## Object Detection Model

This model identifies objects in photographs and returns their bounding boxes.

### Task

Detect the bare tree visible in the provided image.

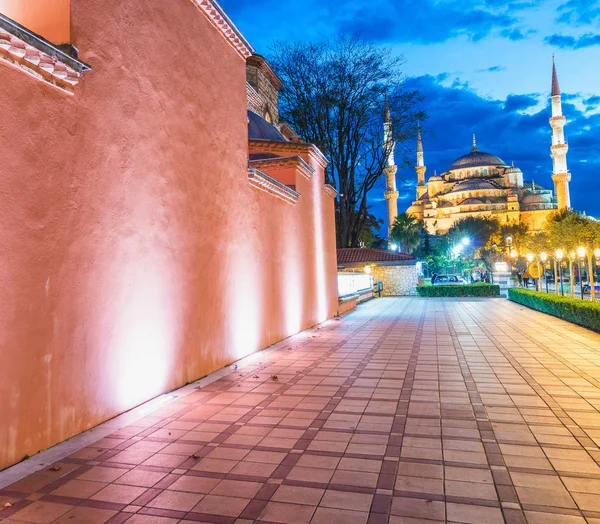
[269,36,425,247]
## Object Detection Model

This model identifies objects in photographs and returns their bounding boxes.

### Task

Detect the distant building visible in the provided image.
[384,60,571,235]
[337,248,418,296]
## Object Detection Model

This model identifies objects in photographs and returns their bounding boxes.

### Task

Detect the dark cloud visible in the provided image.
[369,75,600,223]
[486,66,506,73]
[220,0,539,49]
[545,33,600,49]
[584,95,600,108]
[504,94,539,112]
[500,28,536,41]
[556,0,600,26]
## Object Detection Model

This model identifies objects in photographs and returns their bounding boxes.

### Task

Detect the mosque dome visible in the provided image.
[461,198,484,205]
[447,136,507,171]
[451,179,497,192]
[521,193,552,205]
[448,150,506,170]
[248,110,286,141]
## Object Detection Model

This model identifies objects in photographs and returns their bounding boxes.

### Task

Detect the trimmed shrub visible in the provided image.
[508,288,600,333]
[417,283,500,298]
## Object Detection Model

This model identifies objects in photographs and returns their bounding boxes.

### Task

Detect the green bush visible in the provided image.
[508,288,600,333]
[417,283,500,297]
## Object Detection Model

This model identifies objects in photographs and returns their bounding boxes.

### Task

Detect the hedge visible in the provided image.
[416,283,500,297]
[508,288,600,333]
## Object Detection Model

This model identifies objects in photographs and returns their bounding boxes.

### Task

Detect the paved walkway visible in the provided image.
[3,297,600,524]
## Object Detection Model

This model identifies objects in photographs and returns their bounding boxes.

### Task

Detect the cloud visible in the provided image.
[220,0,540,49]
[556,0,600,26]
[504,94,539,112]
[584,95,600,108]
[485,66,506,73]
[500,28,536,41]
[545,33,600,49]
[369,74,600,223]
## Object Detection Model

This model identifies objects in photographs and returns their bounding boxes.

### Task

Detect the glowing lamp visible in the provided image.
[577,246,586,259]
[461,237,470,246]
[510,249,518,258]
[555,249,564,260]
[364,265,371,274]
[526,253,534,263]
[540,252,548,262]
[595,248,600,258]
[506,236,513,244]
[390,243,398,251]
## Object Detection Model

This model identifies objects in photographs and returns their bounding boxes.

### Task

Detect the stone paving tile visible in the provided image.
[4,297,600,523]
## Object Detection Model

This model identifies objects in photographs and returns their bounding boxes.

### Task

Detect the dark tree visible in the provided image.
[269,36,425,247]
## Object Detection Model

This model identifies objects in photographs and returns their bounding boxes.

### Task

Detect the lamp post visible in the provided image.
[594,248,600,303]
[556,249,564,296]
[541,252,548,293]
[569,251,575,298]
[577,246,586,300]
[526,253,535,291]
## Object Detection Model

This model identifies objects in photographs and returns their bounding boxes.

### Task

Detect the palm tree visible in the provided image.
[390,213,422,254]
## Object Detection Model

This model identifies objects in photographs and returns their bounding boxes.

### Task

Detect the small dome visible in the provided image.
[451,179,497,192]
[448,150,506,170]
[428,175,443,182]
[521,193,551,205]
[461,198,483,205]
[438,200,453,208]
[248,111,286,141]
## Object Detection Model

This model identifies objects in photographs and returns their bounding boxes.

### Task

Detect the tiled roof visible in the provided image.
[337,248,415,264]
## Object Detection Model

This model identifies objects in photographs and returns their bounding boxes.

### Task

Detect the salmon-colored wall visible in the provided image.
[0,0,338,471]
[0,0,70,42]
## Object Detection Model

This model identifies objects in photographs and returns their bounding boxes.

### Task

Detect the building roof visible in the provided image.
[448,150,507,170]
[337,248,415,265]
[248,111,286,141]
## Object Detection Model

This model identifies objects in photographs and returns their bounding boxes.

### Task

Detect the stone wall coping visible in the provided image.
[249,155,314,179]
[192,0,254,59]
[0,12,90,92]
[249,139,329,169]
[248,168,300,204]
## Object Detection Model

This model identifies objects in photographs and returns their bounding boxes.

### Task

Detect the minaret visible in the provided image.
[416,123,427,199]
[383,93,399,238]
[550,57,571,209]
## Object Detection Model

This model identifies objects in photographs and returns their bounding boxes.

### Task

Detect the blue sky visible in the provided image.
[221,0,600,223]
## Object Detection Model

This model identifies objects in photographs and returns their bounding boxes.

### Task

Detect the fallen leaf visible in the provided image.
[49,465,62,472]
[3,503,12,509]
[271,375,279,381]
[191,454,200,459]
[253,375,259,378]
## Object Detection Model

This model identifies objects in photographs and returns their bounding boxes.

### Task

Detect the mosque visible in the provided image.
[383,60,571,235]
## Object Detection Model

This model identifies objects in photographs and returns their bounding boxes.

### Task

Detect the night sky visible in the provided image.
[220,0,600,224]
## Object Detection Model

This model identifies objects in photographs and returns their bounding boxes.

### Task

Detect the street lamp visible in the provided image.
[462,237,470,246]
[569,251,576,298]
[577,246,586,300]
[390,243,398,251]
[556,249,564,296]
[541,252,548,292]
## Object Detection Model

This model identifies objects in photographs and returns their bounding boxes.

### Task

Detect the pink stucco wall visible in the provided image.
[0,0,338,471]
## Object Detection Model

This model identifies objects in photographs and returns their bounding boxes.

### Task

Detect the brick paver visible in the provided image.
[3,297,600,523]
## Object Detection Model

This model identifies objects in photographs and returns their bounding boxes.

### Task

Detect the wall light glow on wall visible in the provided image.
[112,263,177,412]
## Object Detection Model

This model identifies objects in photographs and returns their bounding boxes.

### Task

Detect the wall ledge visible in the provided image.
[191,0,253,59]
[324,184,338,198]
[248,168,300,204]
[0,13,90,93]
[249,155,314,180]
[249,139,329,169]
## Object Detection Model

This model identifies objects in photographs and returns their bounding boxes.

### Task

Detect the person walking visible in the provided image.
[522,270,530,288]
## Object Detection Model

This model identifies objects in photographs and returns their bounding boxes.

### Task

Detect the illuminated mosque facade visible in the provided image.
[384,60,571,235]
